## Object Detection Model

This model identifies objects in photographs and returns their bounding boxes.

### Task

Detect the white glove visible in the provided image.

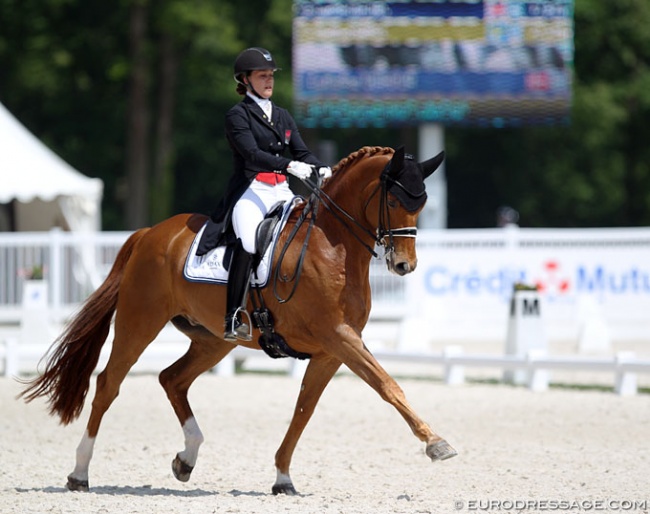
[318,167,332,179]
[287,161,312,180]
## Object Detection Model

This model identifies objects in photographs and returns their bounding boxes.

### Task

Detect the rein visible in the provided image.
[272,192,320,303]
[305,157,422,256]
[272,157,422,303]
[304,176,381,257]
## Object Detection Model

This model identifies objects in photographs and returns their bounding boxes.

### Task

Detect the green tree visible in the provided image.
[0,0,131,228]
[0,0,294,229]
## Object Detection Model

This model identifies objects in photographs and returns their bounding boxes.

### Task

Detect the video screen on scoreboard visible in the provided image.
[292,1,574,128]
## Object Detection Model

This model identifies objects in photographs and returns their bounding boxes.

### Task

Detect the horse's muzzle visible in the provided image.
[386,254,417,276]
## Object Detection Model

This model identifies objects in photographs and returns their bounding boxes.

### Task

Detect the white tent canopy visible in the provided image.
[0,101,103,232]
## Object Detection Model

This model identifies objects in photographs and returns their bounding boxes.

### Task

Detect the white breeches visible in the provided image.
[232,179,294,253]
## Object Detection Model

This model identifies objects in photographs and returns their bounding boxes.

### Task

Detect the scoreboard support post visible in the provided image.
[418,122,447,229]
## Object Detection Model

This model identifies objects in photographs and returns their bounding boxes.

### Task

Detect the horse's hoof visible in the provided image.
[272,482,298,495]
[66,475,89,492]
[172,454,194,482]
[426,439,458,462]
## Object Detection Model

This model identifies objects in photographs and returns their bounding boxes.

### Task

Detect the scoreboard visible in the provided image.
[292,0,574,127]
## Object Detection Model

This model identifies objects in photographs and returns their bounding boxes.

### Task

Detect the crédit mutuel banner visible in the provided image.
[403,230,650,342]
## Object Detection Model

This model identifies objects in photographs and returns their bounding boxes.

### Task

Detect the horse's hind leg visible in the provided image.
[67,305,170,491]
[159,325,235,483]
[273,354,341,495]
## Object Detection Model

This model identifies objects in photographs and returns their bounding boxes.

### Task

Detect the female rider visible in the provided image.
[198,47,331,341]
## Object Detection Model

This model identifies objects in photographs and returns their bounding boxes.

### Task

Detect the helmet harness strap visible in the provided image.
[245,74,265,99]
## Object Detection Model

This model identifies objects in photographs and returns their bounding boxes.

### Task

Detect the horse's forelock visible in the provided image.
[331,146,394,175]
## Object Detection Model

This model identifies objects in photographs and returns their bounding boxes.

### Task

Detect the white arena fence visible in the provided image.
[1,226,650,394]
[0,228,127,322]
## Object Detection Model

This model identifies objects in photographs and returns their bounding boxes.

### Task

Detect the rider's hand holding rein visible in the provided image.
[287,161,313,180]
[318,167,332,179]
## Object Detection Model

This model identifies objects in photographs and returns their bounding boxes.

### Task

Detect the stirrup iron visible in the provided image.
[224,306,252,342]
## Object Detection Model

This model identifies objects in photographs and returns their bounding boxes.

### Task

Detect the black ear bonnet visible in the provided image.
[382,152,428,212]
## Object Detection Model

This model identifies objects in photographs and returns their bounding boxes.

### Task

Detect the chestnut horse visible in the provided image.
[20,146,456,494]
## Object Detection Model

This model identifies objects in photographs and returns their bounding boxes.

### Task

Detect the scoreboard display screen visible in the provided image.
[292,1,574,127]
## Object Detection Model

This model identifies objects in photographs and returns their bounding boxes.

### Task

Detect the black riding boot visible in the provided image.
[224,240,254,342]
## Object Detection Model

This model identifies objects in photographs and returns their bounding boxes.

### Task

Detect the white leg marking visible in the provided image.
[70,430,95,482]
[275,468,292,487]
[177,417,204,467]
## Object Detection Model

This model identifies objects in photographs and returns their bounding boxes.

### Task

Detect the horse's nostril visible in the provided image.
[396,262,411,275]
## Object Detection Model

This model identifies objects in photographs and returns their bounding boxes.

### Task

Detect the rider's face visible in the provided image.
[246,70,274,99]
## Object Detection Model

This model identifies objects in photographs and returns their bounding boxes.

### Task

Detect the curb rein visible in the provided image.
[272,156,422,303]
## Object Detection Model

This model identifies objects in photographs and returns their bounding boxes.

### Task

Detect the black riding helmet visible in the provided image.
[234,47,281,85]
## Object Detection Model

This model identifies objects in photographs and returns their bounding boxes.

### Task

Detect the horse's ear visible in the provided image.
[419,150,445,179]
[389,146,405,177]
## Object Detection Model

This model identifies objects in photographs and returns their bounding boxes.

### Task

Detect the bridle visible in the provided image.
[372,156,425,264]
[272,155,424,302]
[308,156,423,258]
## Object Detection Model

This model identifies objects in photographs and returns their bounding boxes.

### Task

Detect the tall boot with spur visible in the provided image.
[224,239,254,342]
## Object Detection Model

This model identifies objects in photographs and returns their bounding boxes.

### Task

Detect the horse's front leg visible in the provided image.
[331,324,457,462]
[273,354,341,495]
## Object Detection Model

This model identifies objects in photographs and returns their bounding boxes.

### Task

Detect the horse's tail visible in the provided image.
[19,228,150,425]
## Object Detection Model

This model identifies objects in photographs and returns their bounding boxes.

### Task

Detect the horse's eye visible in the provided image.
[387,199,398,208]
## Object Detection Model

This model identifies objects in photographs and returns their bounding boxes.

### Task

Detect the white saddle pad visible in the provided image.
[183,198,301,288]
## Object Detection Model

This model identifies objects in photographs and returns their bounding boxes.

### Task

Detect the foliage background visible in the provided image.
[1,0,649,230]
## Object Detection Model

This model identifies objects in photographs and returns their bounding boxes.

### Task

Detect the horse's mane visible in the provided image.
[331,146,394,175]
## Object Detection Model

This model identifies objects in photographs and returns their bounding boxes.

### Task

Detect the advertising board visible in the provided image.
[401,229,650,343]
